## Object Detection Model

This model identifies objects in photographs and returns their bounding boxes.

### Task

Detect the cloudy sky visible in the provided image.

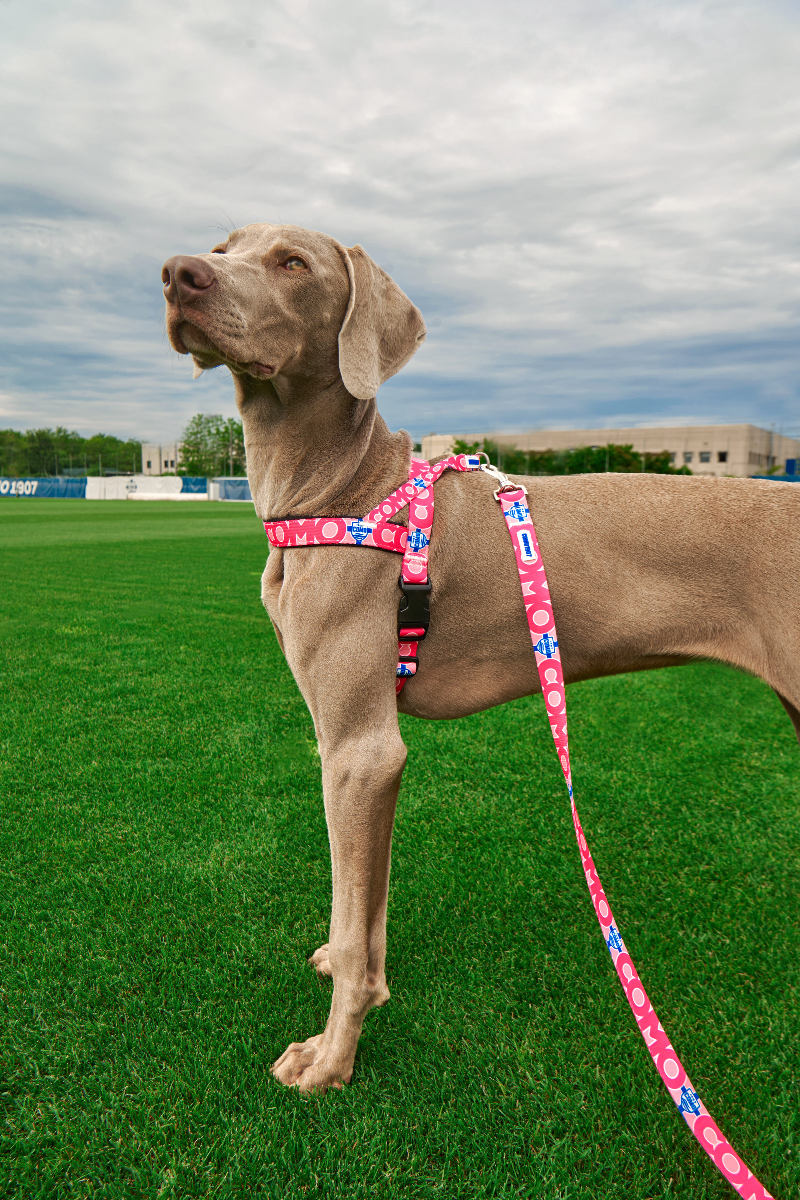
[1,0,798,442]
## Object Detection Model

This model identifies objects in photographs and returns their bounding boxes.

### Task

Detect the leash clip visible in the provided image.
[480,462,528,501]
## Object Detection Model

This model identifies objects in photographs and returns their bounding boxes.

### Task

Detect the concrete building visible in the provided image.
[421,424,800,478]
[141,441,183,475]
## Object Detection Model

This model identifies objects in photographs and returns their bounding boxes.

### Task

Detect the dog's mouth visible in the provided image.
[172,319,276,378]
[240,361,277,378]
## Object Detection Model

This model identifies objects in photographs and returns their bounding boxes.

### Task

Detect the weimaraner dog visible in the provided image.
[162,224,800,1095]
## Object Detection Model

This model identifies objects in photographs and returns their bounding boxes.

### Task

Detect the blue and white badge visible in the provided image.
[407,527,430,553]
[534,632,558,658]
[347,519,374,545]
[678,1085,702,1117]
[606,924,623,953]
[507,499,530,525]
[516,528,538,563]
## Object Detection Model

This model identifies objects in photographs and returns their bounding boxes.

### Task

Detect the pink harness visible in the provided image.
[265,454,773,1199]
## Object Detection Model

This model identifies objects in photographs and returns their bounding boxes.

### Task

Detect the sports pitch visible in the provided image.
[1,499,798,1198]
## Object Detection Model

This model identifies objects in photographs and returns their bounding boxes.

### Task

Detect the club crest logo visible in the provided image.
[678,1085,702,1117]
[606,924,623,953]
[412,475,429,490]
[407,527,430,553]
[534,632,558,658]
[516,528,538,563]
[507,500,530,524]
[465,455,481,469]
[347,519,374,545]
[396,663,416,677]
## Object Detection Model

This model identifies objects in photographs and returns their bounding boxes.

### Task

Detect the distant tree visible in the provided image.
[81,433,142,475]
[23,428,54,476]
[181,414,246,476]
[0,429,28,477]
[451,439,482,456]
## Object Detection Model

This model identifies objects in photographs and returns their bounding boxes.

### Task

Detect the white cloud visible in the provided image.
[0,0,798,439]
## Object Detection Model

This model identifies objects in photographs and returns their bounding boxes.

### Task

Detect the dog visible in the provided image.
[162,223,800,1095]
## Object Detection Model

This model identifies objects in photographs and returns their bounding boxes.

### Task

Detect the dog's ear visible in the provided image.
[337,244,426,400]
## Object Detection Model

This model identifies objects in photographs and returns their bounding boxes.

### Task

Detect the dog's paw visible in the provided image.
[272,1035,352,1094]
[308,943,333,978]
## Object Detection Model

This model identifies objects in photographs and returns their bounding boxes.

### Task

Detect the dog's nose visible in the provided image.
[162,255,217,304]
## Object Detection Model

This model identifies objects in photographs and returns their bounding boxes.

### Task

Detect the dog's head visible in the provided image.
[162,224,426,400]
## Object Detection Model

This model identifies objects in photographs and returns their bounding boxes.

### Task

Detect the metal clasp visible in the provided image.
[480,462,528,501]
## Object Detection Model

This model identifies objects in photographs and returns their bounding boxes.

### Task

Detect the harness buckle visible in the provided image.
[398,577,432,639]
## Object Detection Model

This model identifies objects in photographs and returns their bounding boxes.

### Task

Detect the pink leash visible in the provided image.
[265,455,774,1197]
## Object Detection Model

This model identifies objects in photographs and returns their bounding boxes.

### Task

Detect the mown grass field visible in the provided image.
[1,498,798,1199]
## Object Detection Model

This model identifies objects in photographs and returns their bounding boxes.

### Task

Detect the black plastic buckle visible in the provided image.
[397,576,432,639]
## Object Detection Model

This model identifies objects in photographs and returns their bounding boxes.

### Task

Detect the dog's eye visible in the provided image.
[211,244,227,254]
[283,257,307,271]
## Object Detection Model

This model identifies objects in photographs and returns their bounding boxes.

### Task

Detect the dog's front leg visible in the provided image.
[265,544,406,1093]
[272,725,406,1092]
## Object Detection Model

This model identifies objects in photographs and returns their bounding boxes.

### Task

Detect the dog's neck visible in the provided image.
[235,374,412,520]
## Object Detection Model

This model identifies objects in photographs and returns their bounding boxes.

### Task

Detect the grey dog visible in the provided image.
[162,223,800,1094]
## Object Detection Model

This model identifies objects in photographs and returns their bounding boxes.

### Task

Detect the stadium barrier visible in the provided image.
[0,475,253,502]
[0,477,87,498]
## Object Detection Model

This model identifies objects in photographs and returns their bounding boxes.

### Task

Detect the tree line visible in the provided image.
[0,414,246,478]
[1,421,689,480]
[452,438,692,475]
[0,427,143,478]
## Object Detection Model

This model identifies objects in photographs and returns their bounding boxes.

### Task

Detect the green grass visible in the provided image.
[1,498,797,1199]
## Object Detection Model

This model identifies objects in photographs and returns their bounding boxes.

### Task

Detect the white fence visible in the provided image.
[86,476,208,501]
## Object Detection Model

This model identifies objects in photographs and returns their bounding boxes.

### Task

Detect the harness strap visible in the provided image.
[264,453,484,692]
[491,473,772,1200]
[263,515,407,554]
[394,456,431,688]
[395,455,465,692]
